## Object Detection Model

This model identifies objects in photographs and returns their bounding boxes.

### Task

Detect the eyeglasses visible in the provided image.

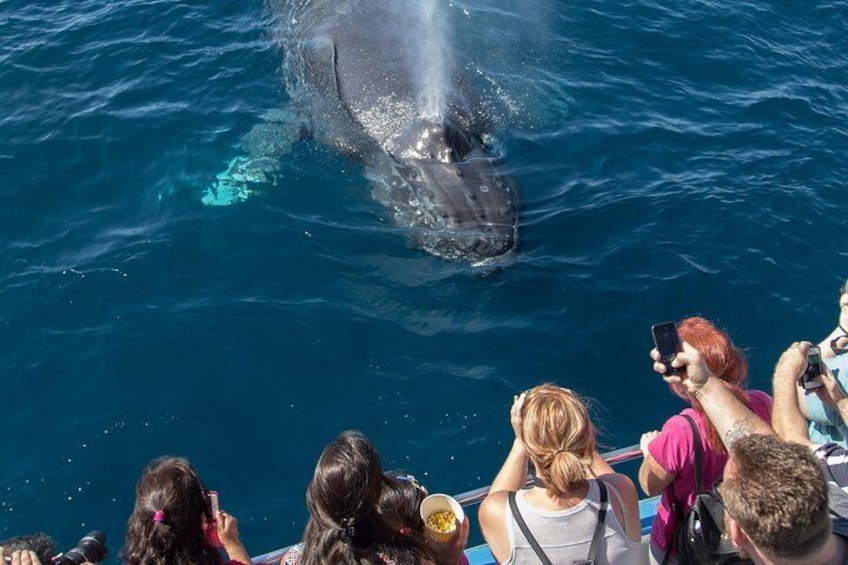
[831,335,848,356]
[389,473,428,495]
[831,279,848,355]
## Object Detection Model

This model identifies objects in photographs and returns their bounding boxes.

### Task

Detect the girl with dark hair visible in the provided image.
[379,472,471,565]
[639,317,772,564]
[378,472,428,536]
[122,456,252,565]
[281,430,468,565]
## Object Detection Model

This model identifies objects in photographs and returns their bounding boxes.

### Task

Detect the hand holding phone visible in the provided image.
[209,491,219,517]
[651,322,682,376]
[205,491,222,547]
[801,346,825,390]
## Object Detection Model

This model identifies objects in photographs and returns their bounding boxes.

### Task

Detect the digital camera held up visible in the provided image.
[51,531,107,565]
[2,531,108,565]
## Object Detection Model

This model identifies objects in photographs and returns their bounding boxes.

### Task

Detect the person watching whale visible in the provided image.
[651,339,848,564]
[479,384,645,564]
[280,430,469,565]
[638,317,772,564]
[797,279,848,446]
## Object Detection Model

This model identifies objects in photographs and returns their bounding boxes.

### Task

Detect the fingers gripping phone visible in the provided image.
[208,491,219,517]
[206,491,221,546]
[802,346,825,390]
[652,322,682,376]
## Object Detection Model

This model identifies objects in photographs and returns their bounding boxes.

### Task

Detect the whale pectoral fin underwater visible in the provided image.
[296,34,345,105]
[202,108,306,207]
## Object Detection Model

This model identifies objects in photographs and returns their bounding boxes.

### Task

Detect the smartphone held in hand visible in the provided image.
[205,490,222,547]
[209,491,219,516]
[652,322,682,376]
[802,346,825,390]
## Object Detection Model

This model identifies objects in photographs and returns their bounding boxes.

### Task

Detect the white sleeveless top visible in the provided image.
[505,480,647,565]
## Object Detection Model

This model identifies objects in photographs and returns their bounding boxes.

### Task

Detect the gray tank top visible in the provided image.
[505,480,647,565]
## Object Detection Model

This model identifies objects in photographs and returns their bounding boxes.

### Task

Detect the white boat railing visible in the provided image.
[249,444,643,564]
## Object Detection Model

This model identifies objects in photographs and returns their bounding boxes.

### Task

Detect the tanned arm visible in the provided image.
[771,342,814,447]
[479,393,529,564]
[652,343,773,451]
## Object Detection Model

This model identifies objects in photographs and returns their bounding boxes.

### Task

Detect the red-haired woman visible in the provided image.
[638,317,772,564]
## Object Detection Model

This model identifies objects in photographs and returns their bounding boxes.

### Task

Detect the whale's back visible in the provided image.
[278,0,519,264]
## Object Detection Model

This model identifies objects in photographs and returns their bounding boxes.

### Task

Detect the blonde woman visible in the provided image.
[479,385,646,564]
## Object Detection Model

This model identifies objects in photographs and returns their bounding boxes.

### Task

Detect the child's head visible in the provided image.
[379,472,428,533]
[122,456,219,565]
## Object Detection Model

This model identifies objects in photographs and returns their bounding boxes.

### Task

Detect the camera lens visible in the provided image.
[52,531,107,565]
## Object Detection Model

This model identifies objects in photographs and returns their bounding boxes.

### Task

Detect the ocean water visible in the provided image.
[2,0,847,559]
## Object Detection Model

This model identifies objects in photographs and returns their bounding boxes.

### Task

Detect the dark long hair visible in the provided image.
[300,431,433,565]
[378,472,438,564]
[121,456,220,565]
[378,472,426,533]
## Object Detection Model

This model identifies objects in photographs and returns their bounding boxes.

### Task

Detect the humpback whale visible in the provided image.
[242,0,519,264]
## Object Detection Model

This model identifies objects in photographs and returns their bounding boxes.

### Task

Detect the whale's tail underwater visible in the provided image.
[205,0,520,266]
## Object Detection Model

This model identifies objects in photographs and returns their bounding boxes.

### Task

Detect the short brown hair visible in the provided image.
[721,434,831,559]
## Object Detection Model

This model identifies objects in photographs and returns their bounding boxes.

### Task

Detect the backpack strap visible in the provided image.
[508,491,554,565]
[584,479,609,565]
[680,414,704,494]
[661,414,704,565]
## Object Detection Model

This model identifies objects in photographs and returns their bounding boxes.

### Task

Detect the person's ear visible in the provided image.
[727,514,751,553]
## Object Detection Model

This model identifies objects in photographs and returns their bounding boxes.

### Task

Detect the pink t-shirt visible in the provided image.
[647,389,772,552]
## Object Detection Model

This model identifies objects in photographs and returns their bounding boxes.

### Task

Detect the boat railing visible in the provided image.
[249,444,643,564]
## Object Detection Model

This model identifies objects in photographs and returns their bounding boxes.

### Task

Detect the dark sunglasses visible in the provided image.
[388,472,428,495]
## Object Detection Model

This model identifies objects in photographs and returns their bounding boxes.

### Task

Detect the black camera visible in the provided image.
[51,531,107,565]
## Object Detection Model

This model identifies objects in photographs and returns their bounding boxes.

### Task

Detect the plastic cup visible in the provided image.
[420,493,464,542]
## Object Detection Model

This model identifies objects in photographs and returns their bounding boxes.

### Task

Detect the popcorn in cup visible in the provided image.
[420,493,464,542]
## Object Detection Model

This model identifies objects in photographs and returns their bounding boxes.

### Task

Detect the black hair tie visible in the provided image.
[338,516,356,543]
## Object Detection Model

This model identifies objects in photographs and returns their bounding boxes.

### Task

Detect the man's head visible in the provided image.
[721,434,832,562]
[0,533,55,563]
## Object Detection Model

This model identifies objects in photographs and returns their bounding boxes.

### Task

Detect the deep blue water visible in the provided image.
[2,0,847,559]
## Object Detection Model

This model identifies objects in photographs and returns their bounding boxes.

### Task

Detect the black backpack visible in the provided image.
[664,415,752,565]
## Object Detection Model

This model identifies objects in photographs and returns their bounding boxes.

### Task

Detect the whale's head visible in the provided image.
[376,119,519,265]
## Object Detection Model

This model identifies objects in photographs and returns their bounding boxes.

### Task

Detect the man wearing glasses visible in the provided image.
[799,281,848,446]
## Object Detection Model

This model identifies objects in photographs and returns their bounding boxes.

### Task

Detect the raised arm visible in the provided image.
[488,393,530,494]
[771,342,817,446]
[217,511,253,565]
[652,342,773,450]
[478,393,529,564]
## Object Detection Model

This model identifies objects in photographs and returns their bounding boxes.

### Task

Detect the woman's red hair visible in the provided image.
[677,317,750,454]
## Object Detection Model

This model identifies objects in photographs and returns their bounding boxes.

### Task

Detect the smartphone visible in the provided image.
[205,490,222,547]
[802,346,825,390]
[208,490,219,517]
[651,322,682,376]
